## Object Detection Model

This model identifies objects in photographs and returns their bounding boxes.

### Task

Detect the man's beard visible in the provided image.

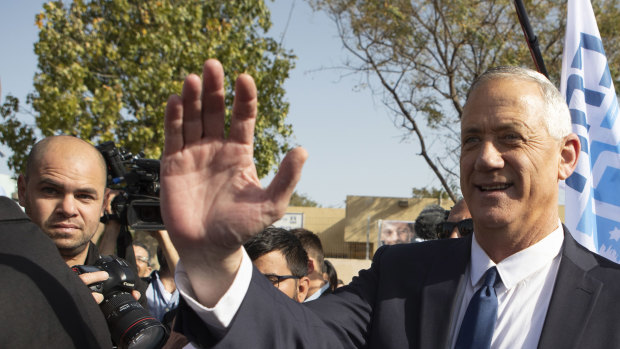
[44,228,92,259]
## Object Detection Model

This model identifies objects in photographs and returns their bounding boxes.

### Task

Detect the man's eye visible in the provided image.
[462,136,480,145]
[41,187,57,195]
[503,133,522,142]
[76,194,95,200]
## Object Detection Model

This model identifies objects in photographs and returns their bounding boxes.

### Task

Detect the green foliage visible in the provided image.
[309,0,620,200]
[0,96,36,175]
[2,0,294,177]
[411,186,451,201]
[289,191,321,207]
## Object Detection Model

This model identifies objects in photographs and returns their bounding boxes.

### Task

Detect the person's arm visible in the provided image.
[150,230,180,274]
[96,189,123,255]
[160,59,307,308]
[97,220,121,255]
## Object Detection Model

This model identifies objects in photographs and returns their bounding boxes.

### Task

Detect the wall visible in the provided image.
[344,196,454,254]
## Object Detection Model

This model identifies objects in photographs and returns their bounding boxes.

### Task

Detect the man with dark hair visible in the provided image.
[322,259,338,293]
[162,61,620,348]
[133,241,152,278]
[290,228,330,301]
[414,204,448,240]
[145,230,180,328]
[244,227,310,302]
[438,199,473,239]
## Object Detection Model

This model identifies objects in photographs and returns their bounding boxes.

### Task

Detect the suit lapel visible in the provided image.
[419,237,470,349]
[538,227,603,348]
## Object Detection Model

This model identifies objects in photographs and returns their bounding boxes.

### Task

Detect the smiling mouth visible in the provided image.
[478,183,512,191]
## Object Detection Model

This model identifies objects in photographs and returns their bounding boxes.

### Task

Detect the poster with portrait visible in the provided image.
[378,220,417,246]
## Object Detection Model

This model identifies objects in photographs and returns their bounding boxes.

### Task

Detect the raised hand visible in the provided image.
[160,59,307,305]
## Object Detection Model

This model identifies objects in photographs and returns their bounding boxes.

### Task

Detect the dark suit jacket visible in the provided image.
[176,226,620,348]
[0,196,112,348]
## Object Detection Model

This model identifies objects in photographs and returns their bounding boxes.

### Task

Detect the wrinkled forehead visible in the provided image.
[33,140,107,188]
[461,78,547,128]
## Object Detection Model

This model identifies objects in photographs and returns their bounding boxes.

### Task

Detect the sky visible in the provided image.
[0,0,438,207]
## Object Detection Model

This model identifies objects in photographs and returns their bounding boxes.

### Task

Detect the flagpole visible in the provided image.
[513,0,549,78]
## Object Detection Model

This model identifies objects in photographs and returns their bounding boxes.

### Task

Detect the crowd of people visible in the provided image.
[3,61,620,349]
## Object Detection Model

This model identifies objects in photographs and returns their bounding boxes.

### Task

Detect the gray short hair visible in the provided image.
[467,66,572,140]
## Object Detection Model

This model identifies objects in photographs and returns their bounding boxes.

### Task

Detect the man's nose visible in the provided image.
[450,227,460,239]
[58,195,78,216]
[474,141,504,171]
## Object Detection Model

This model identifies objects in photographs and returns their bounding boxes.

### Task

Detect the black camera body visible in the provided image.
[73,256,167,349]
[97,141,163,231]
[73,255,138,295]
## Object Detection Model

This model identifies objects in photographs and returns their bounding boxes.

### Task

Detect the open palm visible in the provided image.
[160,59,306,270]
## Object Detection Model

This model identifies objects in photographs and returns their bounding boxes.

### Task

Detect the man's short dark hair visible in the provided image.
[414,204,448,240]
[323,259,338,292]
[290,228,325,272]
[244,227,308,278]
[132,241,151,261]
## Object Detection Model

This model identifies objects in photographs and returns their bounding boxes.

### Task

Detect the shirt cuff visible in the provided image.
[175,248,253,330]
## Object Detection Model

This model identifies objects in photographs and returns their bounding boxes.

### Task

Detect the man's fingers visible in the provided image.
[229,74,257,145]
[202,59,227,139]
[181,74,204,144]
[266,147,308,213]
[79,270,109,286]
[164,94,184,155]
[91,292,104,304]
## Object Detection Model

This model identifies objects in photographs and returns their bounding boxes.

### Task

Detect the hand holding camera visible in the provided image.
[73,255,168,349]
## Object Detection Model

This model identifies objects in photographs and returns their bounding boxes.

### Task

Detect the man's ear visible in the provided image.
[296,276,310,303]
[17,174,27,207]
[559,133,580,180]
[101,188,111,217]
[307,259,315,274]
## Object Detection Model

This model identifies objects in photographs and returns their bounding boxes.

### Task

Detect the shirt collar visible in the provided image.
[304,282,331,302]
[469,221,564,290]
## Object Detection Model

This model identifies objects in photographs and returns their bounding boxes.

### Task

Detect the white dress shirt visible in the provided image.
[448,223,564,349]
[177,223,564,348]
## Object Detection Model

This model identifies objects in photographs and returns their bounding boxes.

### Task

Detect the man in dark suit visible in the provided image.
[0,196,112,348]
[159,60,620,348]
[245,227,310,302]
[291,228,331,301]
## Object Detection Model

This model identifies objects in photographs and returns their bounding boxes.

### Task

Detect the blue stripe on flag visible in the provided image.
[601,95,619,129]
[570,109,590,131]
[576,189,596,240]
[589,140,620,167]
[571,33,606,69]
[578,135,589,154]
[593,167,620,206]
[565,75,583,105]
[585,89,605,107]
[566,171,587,193]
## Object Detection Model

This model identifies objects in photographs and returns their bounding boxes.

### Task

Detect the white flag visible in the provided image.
[561,0,620,262]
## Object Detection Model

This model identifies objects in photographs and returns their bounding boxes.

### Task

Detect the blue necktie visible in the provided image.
[455,266,500,349]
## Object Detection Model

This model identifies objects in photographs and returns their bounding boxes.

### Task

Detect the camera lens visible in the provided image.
[99,292,167,349]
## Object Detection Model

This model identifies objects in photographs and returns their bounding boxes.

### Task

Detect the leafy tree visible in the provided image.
[308,0,620,201]
[289,191,321,207]
[1,0,295,177]
[0,96,36,175]
[411,186,451,201]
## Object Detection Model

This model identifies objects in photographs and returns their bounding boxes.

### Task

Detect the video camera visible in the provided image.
[97,141,163,231]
